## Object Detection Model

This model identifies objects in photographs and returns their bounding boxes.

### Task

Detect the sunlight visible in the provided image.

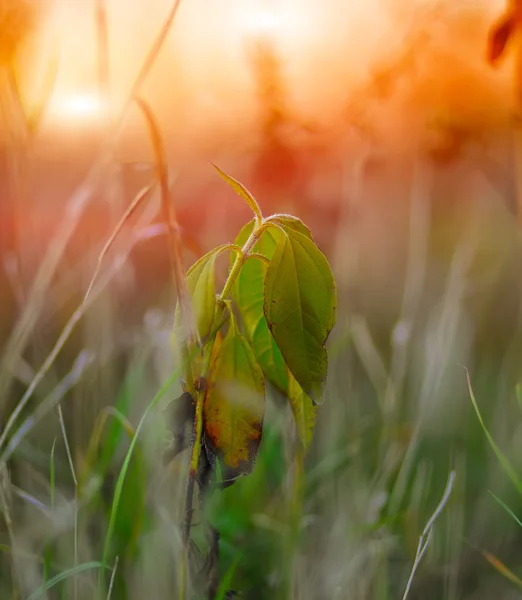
[239,8,284,39]
[49,92,104,122]
[234,1,311,43]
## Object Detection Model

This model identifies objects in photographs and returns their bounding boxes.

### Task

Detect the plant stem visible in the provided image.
[180,219,267,598]
[134,96,196,346]
[219,220,268,301]
[180,338,214,600]
[57,404,78,600]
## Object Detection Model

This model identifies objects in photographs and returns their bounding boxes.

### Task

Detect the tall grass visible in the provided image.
[2,1,522,599]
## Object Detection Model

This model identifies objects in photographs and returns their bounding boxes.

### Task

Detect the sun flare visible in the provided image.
[234,1,312,43]
[49,92,104,122]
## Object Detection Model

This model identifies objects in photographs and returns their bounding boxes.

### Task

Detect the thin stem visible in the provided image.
[57,404,78,600]
[180,219,268,598]
[0,188,159,462]
[106,556,119,600]
[0,466,19,591]
[401,471,456,600]
[134,96,196,346]
[219,221,268,301]
[95,0,111,122]
[83,181,156,304]
[118,0,183,130]
[0,0,184,415]
[57,406,77,486]
[180,341,216,600]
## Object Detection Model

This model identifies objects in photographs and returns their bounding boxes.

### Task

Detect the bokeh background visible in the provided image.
[2,0,522,598]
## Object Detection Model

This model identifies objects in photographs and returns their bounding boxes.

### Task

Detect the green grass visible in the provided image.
[2,211,522,600]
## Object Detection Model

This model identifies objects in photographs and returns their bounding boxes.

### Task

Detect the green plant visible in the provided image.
[467,369,522,589]
[168,167,337,597]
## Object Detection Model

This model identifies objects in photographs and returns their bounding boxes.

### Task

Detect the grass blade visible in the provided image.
[26,561,106,600]
[83,182,156,304]
[99,369,179,585]
[402,470,456,600]
[481,550,522,589]
[489,491,522,529]
[466,368,522,495]
[50,438,56,511]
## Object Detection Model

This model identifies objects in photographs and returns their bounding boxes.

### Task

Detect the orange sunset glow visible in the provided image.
[4,2,522,598]
[32,0,506,141]
[2,0,519,296]
[2,0,520,348]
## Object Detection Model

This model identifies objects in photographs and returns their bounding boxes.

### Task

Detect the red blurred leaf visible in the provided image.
[487,9,517,65]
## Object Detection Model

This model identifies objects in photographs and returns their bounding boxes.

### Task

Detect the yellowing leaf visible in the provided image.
[203,317,265,480]
[264,228,336,404]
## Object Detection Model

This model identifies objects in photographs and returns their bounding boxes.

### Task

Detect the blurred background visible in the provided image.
[2,0,522,598]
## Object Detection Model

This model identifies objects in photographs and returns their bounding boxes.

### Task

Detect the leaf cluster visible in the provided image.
[172,168,337,482]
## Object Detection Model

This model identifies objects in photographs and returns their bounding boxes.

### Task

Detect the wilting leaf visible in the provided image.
[203,316,265,480]
[487,9,516,65]
[264,228,336,404]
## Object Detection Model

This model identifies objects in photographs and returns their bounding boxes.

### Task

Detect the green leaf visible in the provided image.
[184,247,221,341]
[231,220,279,263]
[203,315,265,480]
[287,374,317,451]
[237,256,289,393]
[233,220,255,254]
[213,164,263,222]
[236,257,317,449]
[232,223,320,449]
[171,245,227,372]
[233,225,286,390]
[267,214,313,240]
[264,228,336,404]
